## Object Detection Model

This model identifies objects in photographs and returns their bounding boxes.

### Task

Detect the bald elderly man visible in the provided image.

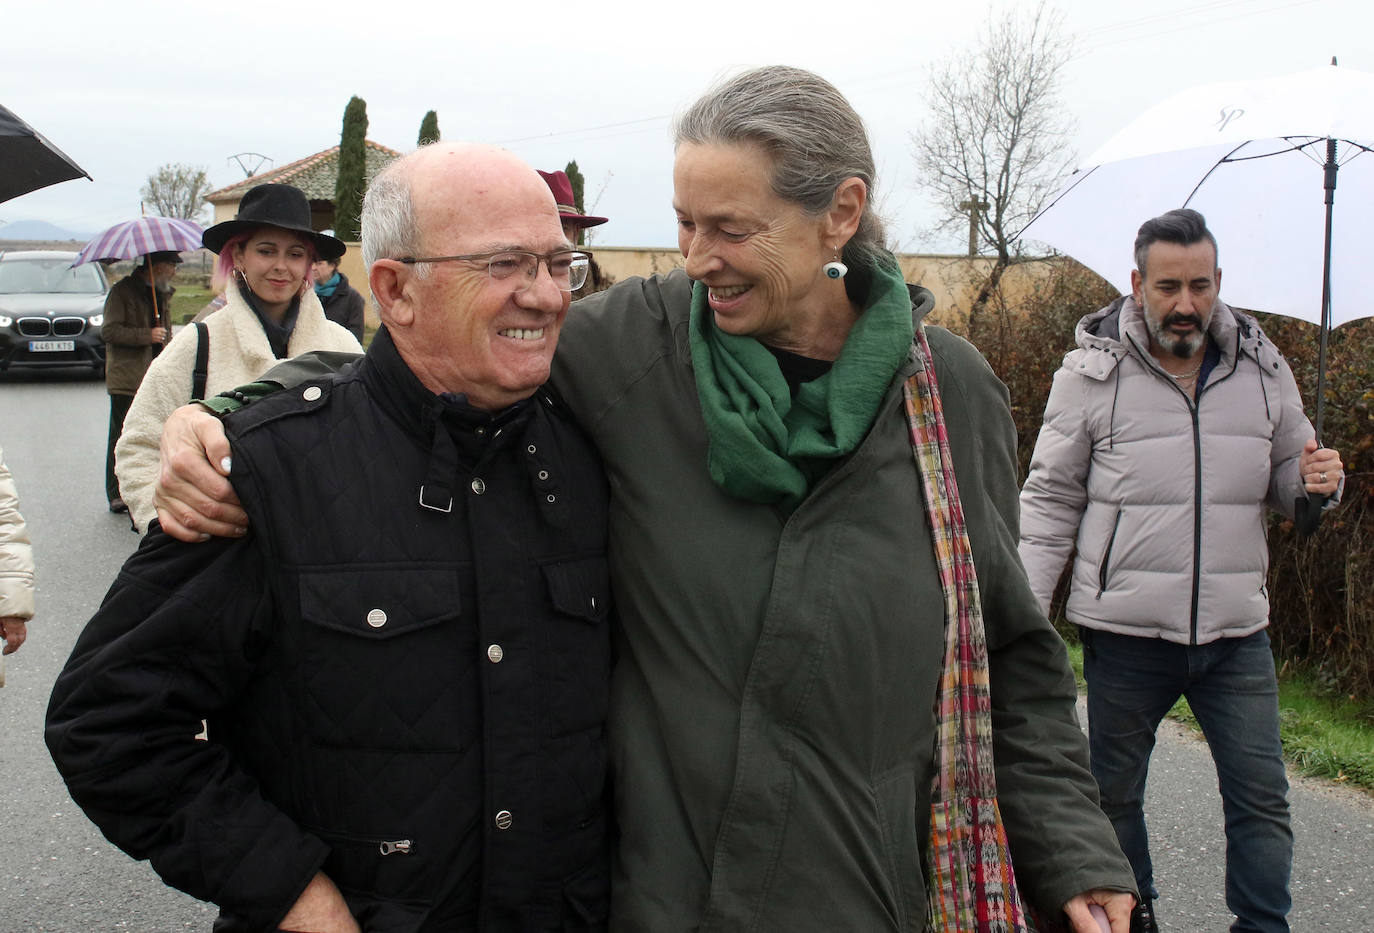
[46,144,610,933]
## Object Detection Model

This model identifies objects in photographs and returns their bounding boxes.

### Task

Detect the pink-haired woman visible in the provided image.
[115,184,361,532]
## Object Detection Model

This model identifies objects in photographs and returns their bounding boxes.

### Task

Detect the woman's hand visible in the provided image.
[1,617,26,654]
[1063,889,1136,933]
[153,404,248,542]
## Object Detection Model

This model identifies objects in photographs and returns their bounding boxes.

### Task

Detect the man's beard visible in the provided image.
[1144,302,1209,359]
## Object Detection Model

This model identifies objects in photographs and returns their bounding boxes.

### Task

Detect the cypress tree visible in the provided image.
[418,111,440,146]
[334,95,368,241]
[564,160,586,213]
[564,160,586,245]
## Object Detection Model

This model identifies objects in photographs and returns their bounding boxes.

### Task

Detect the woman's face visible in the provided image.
[234,228,313,318]
[672,141,835,352]
[312,259,338,285]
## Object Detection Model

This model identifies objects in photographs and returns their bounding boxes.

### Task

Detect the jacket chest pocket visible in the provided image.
[295,566,475,752]
[538,557,612,739]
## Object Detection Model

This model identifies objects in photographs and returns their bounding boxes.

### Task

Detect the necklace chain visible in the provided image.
[1167,363,1202,380]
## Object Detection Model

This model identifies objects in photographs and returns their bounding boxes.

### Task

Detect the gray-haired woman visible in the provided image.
[147,66,1135,933]
[548,65,1137,933]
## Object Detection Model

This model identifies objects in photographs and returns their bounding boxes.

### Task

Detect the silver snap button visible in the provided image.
[471,478,486,495]
[366,609,387,628]
[487,644,504,663]
[546,494,556,503]
[527,444,536,454]
[538,470,549,481]
[475,426,486,436]
[590,597,597,611]
[303,386,322,402]
[494,810,513,830]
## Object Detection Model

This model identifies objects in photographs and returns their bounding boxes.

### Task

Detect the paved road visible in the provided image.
[1,370,1370,931]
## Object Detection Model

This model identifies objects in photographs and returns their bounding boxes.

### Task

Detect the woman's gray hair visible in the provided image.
[361,158,429,285]
[673,65,890,272]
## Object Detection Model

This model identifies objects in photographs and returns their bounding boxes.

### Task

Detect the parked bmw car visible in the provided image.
[0,250,109,375]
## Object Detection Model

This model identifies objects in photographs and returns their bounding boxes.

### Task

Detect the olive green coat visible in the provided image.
[101,271,171,396]
[552,271,1133,931]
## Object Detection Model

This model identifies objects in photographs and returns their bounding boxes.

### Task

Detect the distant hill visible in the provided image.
[0,219,92,242]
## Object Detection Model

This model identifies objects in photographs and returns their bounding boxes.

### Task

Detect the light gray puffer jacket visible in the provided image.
[1018,296,1319,646]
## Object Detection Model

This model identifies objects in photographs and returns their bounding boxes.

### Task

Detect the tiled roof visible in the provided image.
[206,139,404,203]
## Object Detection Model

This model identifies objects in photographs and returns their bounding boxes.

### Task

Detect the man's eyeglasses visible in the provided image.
[397,249,592,292]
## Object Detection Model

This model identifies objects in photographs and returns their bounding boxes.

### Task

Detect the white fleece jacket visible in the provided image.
[116,283,361,532]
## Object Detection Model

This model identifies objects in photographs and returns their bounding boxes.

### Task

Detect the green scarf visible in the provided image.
[688,258,915,509]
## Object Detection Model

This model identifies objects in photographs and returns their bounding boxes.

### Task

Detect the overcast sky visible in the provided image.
[3,0,1370,254]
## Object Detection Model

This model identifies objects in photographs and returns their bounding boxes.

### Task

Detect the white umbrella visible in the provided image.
[1019,61,1373,530]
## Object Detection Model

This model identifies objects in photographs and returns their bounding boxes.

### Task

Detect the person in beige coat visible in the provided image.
[1,443,35,685]
[115,184,361,533]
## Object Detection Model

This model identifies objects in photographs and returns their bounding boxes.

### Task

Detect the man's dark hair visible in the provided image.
[1134,208,1218,275]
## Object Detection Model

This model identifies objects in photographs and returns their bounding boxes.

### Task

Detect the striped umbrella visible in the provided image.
[72,216,204,266]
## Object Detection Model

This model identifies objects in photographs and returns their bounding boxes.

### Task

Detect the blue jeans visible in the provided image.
[1081,628,1292,933]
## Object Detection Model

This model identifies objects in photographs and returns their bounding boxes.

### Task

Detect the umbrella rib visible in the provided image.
[1217,139,1311,164]
[1183,142,1251,207]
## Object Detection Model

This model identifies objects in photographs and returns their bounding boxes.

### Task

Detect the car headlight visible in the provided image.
[0,315,11,327]
[89,314,104,326]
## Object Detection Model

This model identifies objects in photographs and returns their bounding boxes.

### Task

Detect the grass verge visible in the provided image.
[169,284,214,324]
[1062,642,1374,794]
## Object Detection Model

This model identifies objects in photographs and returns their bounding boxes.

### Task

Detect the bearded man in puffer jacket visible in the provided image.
[1017,209,1344,933]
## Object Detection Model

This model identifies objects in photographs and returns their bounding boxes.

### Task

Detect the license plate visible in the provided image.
[29,340,74,352]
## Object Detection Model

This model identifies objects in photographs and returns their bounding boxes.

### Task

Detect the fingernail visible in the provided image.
[197,533,211,542]
[221,457,233,473]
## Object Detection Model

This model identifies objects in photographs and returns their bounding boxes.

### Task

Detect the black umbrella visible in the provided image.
[0,103,91,205]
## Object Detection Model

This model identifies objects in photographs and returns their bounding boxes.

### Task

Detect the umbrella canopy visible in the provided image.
[1019,62,1372,532]
[0,103,91,204]
[72,216,204,266]
[1019,63,1374,328]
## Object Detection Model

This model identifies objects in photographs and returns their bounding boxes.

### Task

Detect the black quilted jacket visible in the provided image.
[47,328,612,932]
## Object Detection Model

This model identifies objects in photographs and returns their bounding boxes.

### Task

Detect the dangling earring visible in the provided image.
[822,247,848,280]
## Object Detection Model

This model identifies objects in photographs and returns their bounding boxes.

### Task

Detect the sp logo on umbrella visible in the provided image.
[1216,107,1246,132]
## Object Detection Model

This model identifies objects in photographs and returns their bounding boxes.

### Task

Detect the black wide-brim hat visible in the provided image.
[202,183,346,261]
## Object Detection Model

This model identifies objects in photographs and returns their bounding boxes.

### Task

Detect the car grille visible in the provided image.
[15,317,87,337]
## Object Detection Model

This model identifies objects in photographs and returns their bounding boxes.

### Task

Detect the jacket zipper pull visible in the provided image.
[378,840,412,856]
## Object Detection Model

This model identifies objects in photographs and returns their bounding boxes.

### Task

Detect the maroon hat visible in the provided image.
[538,170,608,229]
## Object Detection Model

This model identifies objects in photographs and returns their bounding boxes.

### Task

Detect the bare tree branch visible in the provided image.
[910,1,1075,326]
[913,1,1074,258]
[140,163,213,221]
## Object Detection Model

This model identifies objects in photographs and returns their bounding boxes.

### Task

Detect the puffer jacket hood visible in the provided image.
[1019,294,1318,645]
[1059,295,1291,449]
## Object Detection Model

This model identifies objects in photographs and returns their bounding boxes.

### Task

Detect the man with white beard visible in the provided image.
[1016,209,1343,933]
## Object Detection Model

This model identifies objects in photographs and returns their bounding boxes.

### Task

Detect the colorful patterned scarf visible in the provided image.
[905,326,1047,933]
